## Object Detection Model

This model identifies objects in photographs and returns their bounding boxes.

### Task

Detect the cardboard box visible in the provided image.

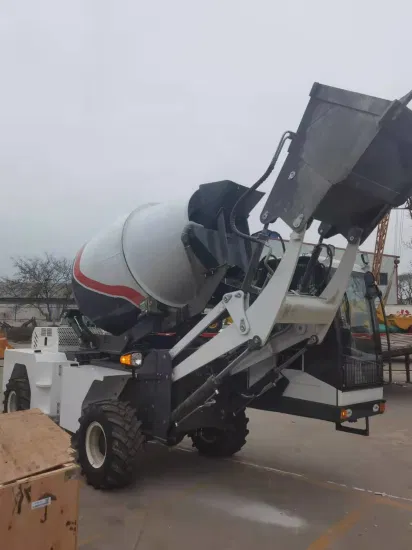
[0,409,79,550]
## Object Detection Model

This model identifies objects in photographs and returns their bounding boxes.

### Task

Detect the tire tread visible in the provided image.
[3,378,31,412]
[191,410,249,458]
[75,399,144,490]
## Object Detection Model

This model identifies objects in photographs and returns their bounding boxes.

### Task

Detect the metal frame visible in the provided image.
[171,229,360,382]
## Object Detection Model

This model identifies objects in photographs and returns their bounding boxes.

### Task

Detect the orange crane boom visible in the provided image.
[373,199,412,303]
[372,213,390,282]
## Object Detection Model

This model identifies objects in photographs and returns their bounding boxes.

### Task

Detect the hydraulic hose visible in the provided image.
[379,293,392,384]
[229,131,294,245]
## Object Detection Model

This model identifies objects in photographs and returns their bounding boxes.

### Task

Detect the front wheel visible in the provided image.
[191,410,249,457]
[74,400,145,490]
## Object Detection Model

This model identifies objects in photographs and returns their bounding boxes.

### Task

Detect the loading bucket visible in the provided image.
[260,82,412,243]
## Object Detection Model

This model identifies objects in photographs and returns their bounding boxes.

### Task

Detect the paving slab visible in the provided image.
[77,440,412,550]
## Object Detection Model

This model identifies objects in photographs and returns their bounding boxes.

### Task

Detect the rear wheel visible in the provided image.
[74,400,145,490]
[3,378,30,412]
[191,410,249,457]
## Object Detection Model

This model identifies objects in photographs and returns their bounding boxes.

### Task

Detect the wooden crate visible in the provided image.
[0,409,80,550]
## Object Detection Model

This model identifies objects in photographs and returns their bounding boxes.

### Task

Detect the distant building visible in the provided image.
[0,303,67,323]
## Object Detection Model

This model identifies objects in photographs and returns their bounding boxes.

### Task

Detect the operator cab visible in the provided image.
[257,237,383,389]
[246,241,384,434]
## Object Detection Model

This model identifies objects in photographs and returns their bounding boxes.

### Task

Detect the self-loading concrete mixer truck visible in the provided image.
[4,82,412,490]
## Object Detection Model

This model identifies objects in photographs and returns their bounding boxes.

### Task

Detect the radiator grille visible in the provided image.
[57,326,109,350]
[57,327,81,348]
[32,325,111,352]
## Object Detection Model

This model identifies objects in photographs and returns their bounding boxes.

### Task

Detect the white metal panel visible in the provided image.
[3,348,68,416]
[282,369,384,406]
[338,387,383,406]
[60,364,129,433]
[48,361,64,417]
[281,369,337,405]
[4,348,131,433]
[247,358,276,387]
[32,326,59,352]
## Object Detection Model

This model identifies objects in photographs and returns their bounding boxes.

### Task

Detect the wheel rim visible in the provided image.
[197,428,219,444]
[7,390,17,412]
[85,421,107,469]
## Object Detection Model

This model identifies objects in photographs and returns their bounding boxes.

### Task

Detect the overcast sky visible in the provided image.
[0,0,411,276]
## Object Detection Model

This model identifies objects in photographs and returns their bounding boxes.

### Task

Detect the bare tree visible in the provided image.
[0,278,24,320]
[0,253,73,321]
[398,272,412,305]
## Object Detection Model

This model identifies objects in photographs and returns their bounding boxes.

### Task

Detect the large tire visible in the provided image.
[3,378,31,413]
[74,400,145,490]
[191,410,249,457]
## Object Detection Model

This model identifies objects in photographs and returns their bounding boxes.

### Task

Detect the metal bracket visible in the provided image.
[172,229,361,383]
[170,300,227,360]
[224,291,250,335]
[335,417,369,437]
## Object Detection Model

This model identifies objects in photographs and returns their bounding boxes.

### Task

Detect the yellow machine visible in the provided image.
[374,204,412,332]
[0,331,12,360]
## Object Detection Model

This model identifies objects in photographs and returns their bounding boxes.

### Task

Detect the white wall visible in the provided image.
[0,304,64,323]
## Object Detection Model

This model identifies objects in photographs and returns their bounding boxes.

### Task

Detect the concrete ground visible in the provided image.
[1,359,412,549]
